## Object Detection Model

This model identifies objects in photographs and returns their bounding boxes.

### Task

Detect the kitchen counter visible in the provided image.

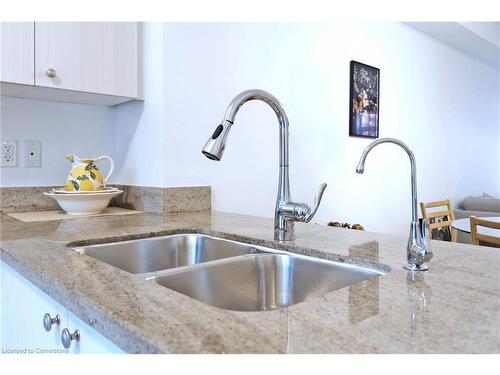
[1,210,499,353]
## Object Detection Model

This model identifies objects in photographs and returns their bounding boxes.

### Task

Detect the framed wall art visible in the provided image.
[349,60,380,138]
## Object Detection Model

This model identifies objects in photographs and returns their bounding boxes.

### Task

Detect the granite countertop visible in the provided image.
[1,210,499,353]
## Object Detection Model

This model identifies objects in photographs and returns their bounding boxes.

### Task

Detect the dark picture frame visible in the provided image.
[349,60,380,138]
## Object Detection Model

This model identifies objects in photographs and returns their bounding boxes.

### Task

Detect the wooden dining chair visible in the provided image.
[420,199,457,242]
[470,216,500,247]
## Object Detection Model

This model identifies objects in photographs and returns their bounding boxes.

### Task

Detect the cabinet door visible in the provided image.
[1,261,124,354]
[66,309,124,354]
[0,22,35,85]
[0,261,66,353]
[35,22,139,98]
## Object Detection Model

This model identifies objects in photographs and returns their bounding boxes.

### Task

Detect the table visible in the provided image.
[452,216,500,236]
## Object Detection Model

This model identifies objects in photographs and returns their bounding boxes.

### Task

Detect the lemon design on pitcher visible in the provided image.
[65,154,114,191]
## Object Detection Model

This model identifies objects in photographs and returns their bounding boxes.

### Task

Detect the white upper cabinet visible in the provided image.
[0,22,34,85]
[35,22,140,98]
[0,22,142,106]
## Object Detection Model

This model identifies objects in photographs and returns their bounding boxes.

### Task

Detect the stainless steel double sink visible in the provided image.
[74,234,387,311]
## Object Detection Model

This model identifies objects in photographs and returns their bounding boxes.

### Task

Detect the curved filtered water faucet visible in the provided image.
[356,138,433,271]
[202,89,327,241]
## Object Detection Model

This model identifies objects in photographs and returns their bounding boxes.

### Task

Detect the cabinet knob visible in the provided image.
[43,313,60,332]
[46,68,57,78]
[61,328,80,349]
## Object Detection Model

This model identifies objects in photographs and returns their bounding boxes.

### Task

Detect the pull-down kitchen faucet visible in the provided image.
[202,89,327,241]
[356,138,433,271]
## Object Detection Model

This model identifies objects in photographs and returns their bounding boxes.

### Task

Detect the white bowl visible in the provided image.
[43,190,123,215]
[51,186,119,194]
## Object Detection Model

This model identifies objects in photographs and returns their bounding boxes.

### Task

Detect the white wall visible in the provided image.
[460,22,500,47]
[113,22,500,235]
[0,96,115,187]
[2,22,498,235]
[112,22,167,187]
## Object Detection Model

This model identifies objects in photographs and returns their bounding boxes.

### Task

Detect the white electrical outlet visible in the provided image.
[22,140,41,167]
[0,140,18,167]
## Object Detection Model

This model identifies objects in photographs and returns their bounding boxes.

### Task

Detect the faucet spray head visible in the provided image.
[355,161,365,174]
[202,120,233,161]
[356,149,369,174]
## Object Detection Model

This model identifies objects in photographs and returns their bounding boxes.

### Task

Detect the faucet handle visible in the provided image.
[421,219,433,263]
[408,218,433,268]
[304,183,327,223]
[422,218,431,250]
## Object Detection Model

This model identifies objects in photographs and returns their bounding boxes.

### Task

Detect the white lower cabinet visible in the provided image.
[66,309,124,354]
[1,261,124,354]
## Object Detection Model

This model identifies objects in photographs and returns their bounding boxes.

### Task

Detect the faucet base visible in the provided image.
[403,264,429,272]
[274,211,295,241]
[274,228,294,242]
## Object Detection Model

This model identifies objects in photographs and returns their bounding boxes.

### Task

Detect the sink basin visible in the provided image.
[75,233,387,311]
[74,234,258,274]
[154,252,386,311]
